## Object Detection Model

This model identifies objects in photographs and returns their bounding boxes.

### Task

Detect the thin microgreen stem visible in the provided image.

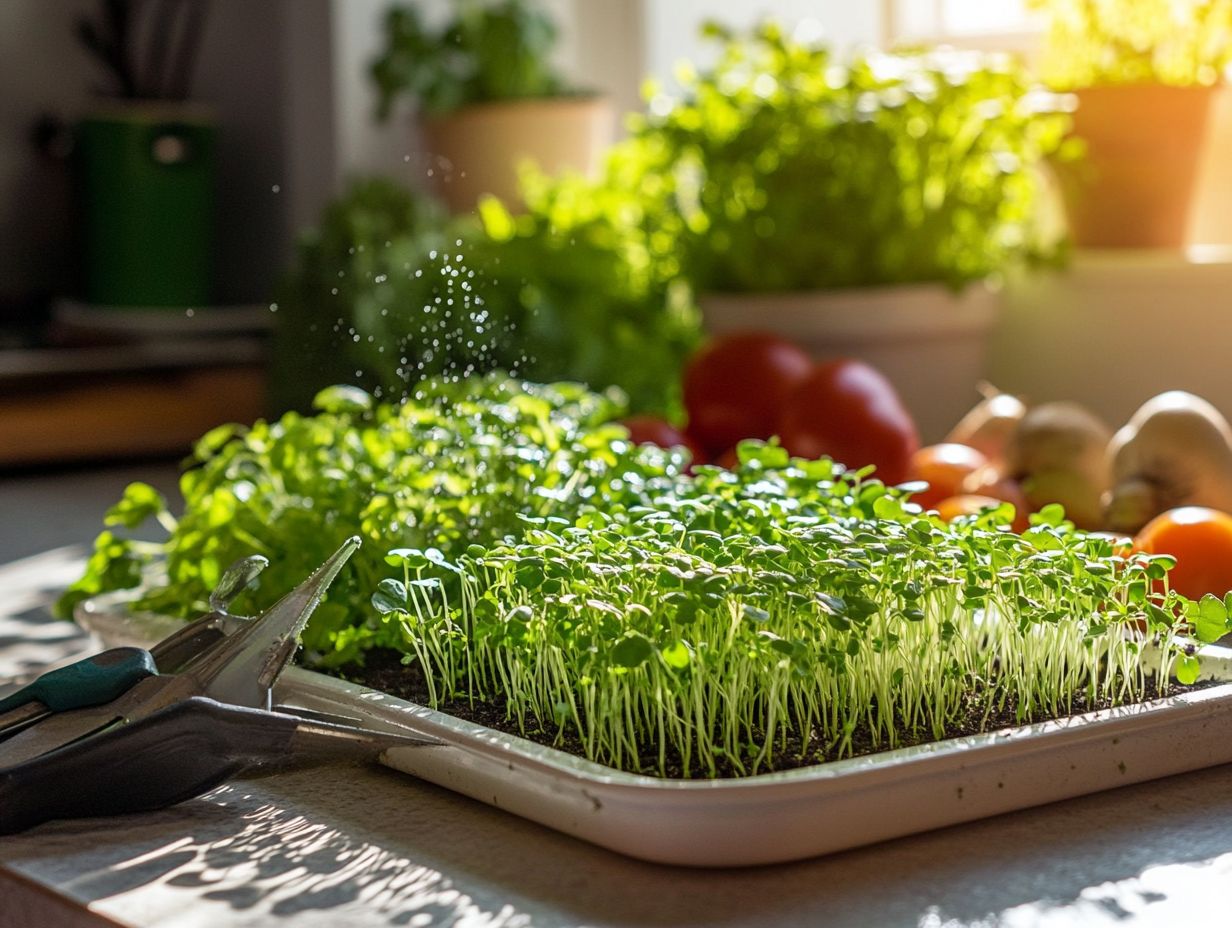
[377,449,1210,778]
[86,382,1220,780]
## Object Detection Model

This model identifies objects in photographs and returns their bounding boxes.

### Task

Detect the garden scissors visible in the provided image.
[0,538,437,834]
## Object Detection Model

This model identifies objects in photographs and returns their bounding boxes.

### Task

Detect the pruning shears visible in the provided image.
[0,538,437,834]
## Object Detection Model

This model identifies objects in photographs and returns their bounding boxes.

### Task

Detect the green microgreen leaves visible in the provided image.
[610,634,654,670]
[64,377,1213,778]
[366,431,1200,777]
[1192,593,1232,645]
[372,578,408,615]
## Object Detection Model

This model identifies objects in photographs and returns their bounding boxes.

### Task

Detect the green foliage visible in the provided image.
[620,22,1071,292]
[62,378,1229,776]
[1029,0,1232,88]
[384,457,1217,775]
[60,379,694,667]
[470,181,696,417]
[371,0,567,119]
[272,177,698,417]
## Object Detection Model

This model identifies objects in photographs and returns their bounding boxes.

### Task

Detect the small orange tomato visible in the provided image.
[935,494,1029,533]
[907,444,989,511]
[1134,507,1232,600]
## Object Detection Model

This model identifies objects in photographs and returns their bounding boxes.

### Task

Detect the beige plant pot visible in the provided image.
[1059,84,1218,248]
[700,283,1000,444]
[419,96,613,213]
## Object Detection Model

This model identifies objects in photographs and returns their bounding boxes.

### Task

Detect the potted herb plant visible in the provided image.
[73,0,215,307]
[623,24,1069,442]
[1029,0,1232,248]
[371,0,612,213]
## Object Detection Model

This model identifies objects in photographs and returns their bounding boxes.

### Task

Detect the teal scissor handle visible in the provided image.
[0,648,157,715]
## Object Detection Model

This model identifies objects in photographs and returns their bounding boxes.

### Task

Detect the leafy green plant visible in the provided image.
[1029,0,1232,88]
[620,22,1070,292]
[61,380,1232,777]
[371,0,568,120]
[58,378,693,666]
[272,177,698,417]
[470,178,697,417]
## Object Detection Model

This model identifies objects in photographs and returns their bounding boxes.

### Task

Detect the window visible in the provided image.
[888,0,1040,52]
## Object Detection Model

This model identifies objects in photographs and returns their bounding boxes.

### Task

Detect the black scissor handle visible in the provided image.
[0,698,298,835]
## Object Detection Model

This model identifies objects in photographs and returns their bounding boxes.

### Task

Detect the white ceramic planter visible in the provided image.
[78,594,1232,868]
[699,283,1000,444]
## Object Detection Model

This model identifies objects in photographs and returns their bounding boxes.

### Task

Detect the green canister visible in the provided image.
[74,103,216,307]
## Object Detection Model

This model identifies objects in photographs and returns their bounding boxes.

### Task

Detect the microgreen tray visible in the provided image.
[77,594,1232,868]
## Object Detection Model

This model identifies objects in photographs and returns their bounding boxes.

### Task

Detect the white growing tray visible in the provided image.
[77,595,1232,868]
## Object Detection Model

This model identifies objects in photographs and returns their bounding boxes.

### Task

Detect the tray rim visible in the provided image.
[75,590,1232,792]
[74,591,1232,866]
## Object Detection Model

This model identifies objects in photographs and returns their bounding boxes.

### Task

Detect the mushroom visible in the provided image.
[1105,391,1232,535]
[945,383,1028,471]
[1004,401,1112,530]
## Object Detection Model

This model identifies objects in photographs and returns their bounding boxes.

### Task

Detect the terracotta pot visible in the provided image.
[699,283,1000,443]
[1059,84,1218,248]
[419,96,613,213]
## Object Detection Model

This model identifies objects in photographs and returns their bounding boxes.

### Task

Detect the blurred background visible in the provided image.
[3,0,1232,468]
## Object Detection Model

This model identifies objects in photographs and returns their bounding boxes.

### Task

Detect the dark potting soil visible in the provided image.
[338,648,1218,779]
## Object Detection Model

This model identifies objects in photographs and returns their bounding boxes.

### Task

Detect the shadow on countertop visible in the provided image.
[3,756,1232,928]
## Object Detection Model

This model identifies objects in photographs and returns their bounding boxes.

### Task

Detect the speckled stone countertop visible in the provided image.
[3,464,1232,928]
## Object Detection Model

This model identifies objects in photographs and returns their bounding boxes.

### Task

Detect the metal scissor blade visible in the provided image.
[150,555,270,673]
[0,710,120,766]
[0,540,360,768]
[182,536,360,709]
[0,698,441,835]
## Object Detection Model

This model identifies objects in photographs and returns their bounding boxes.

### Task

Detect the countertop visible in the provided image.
[3,464,1232,927]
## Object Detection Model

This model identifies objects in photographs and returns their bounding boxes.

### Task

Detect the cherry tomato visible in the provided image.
[621,416,706,467]
[907,444,989,511]
[777,359,919,485]
[683,332,813,455]
[1134,507,1232,600]
[714,447,741,469]
[935,494,1030,533]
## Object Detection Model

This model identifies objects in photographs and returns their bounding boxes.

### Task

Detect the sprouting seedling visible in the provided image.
[65,379,1229,777]
[373,437,1225,778]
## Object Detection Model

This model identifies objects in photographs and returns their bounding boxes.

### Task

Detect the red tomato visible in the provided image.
[683,332,813,455]
[777,359,919,485]
[907,443,989,511]
[622,416,706,466]
[1134,507,1232,600]
[715,447,741,469]
[936,494,1030,533]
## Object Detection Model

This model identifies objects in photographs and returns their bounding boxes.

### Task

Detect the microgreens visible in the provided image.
[62,381,1232,777]
[59,378,691,665]
[370,439,1227,776]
